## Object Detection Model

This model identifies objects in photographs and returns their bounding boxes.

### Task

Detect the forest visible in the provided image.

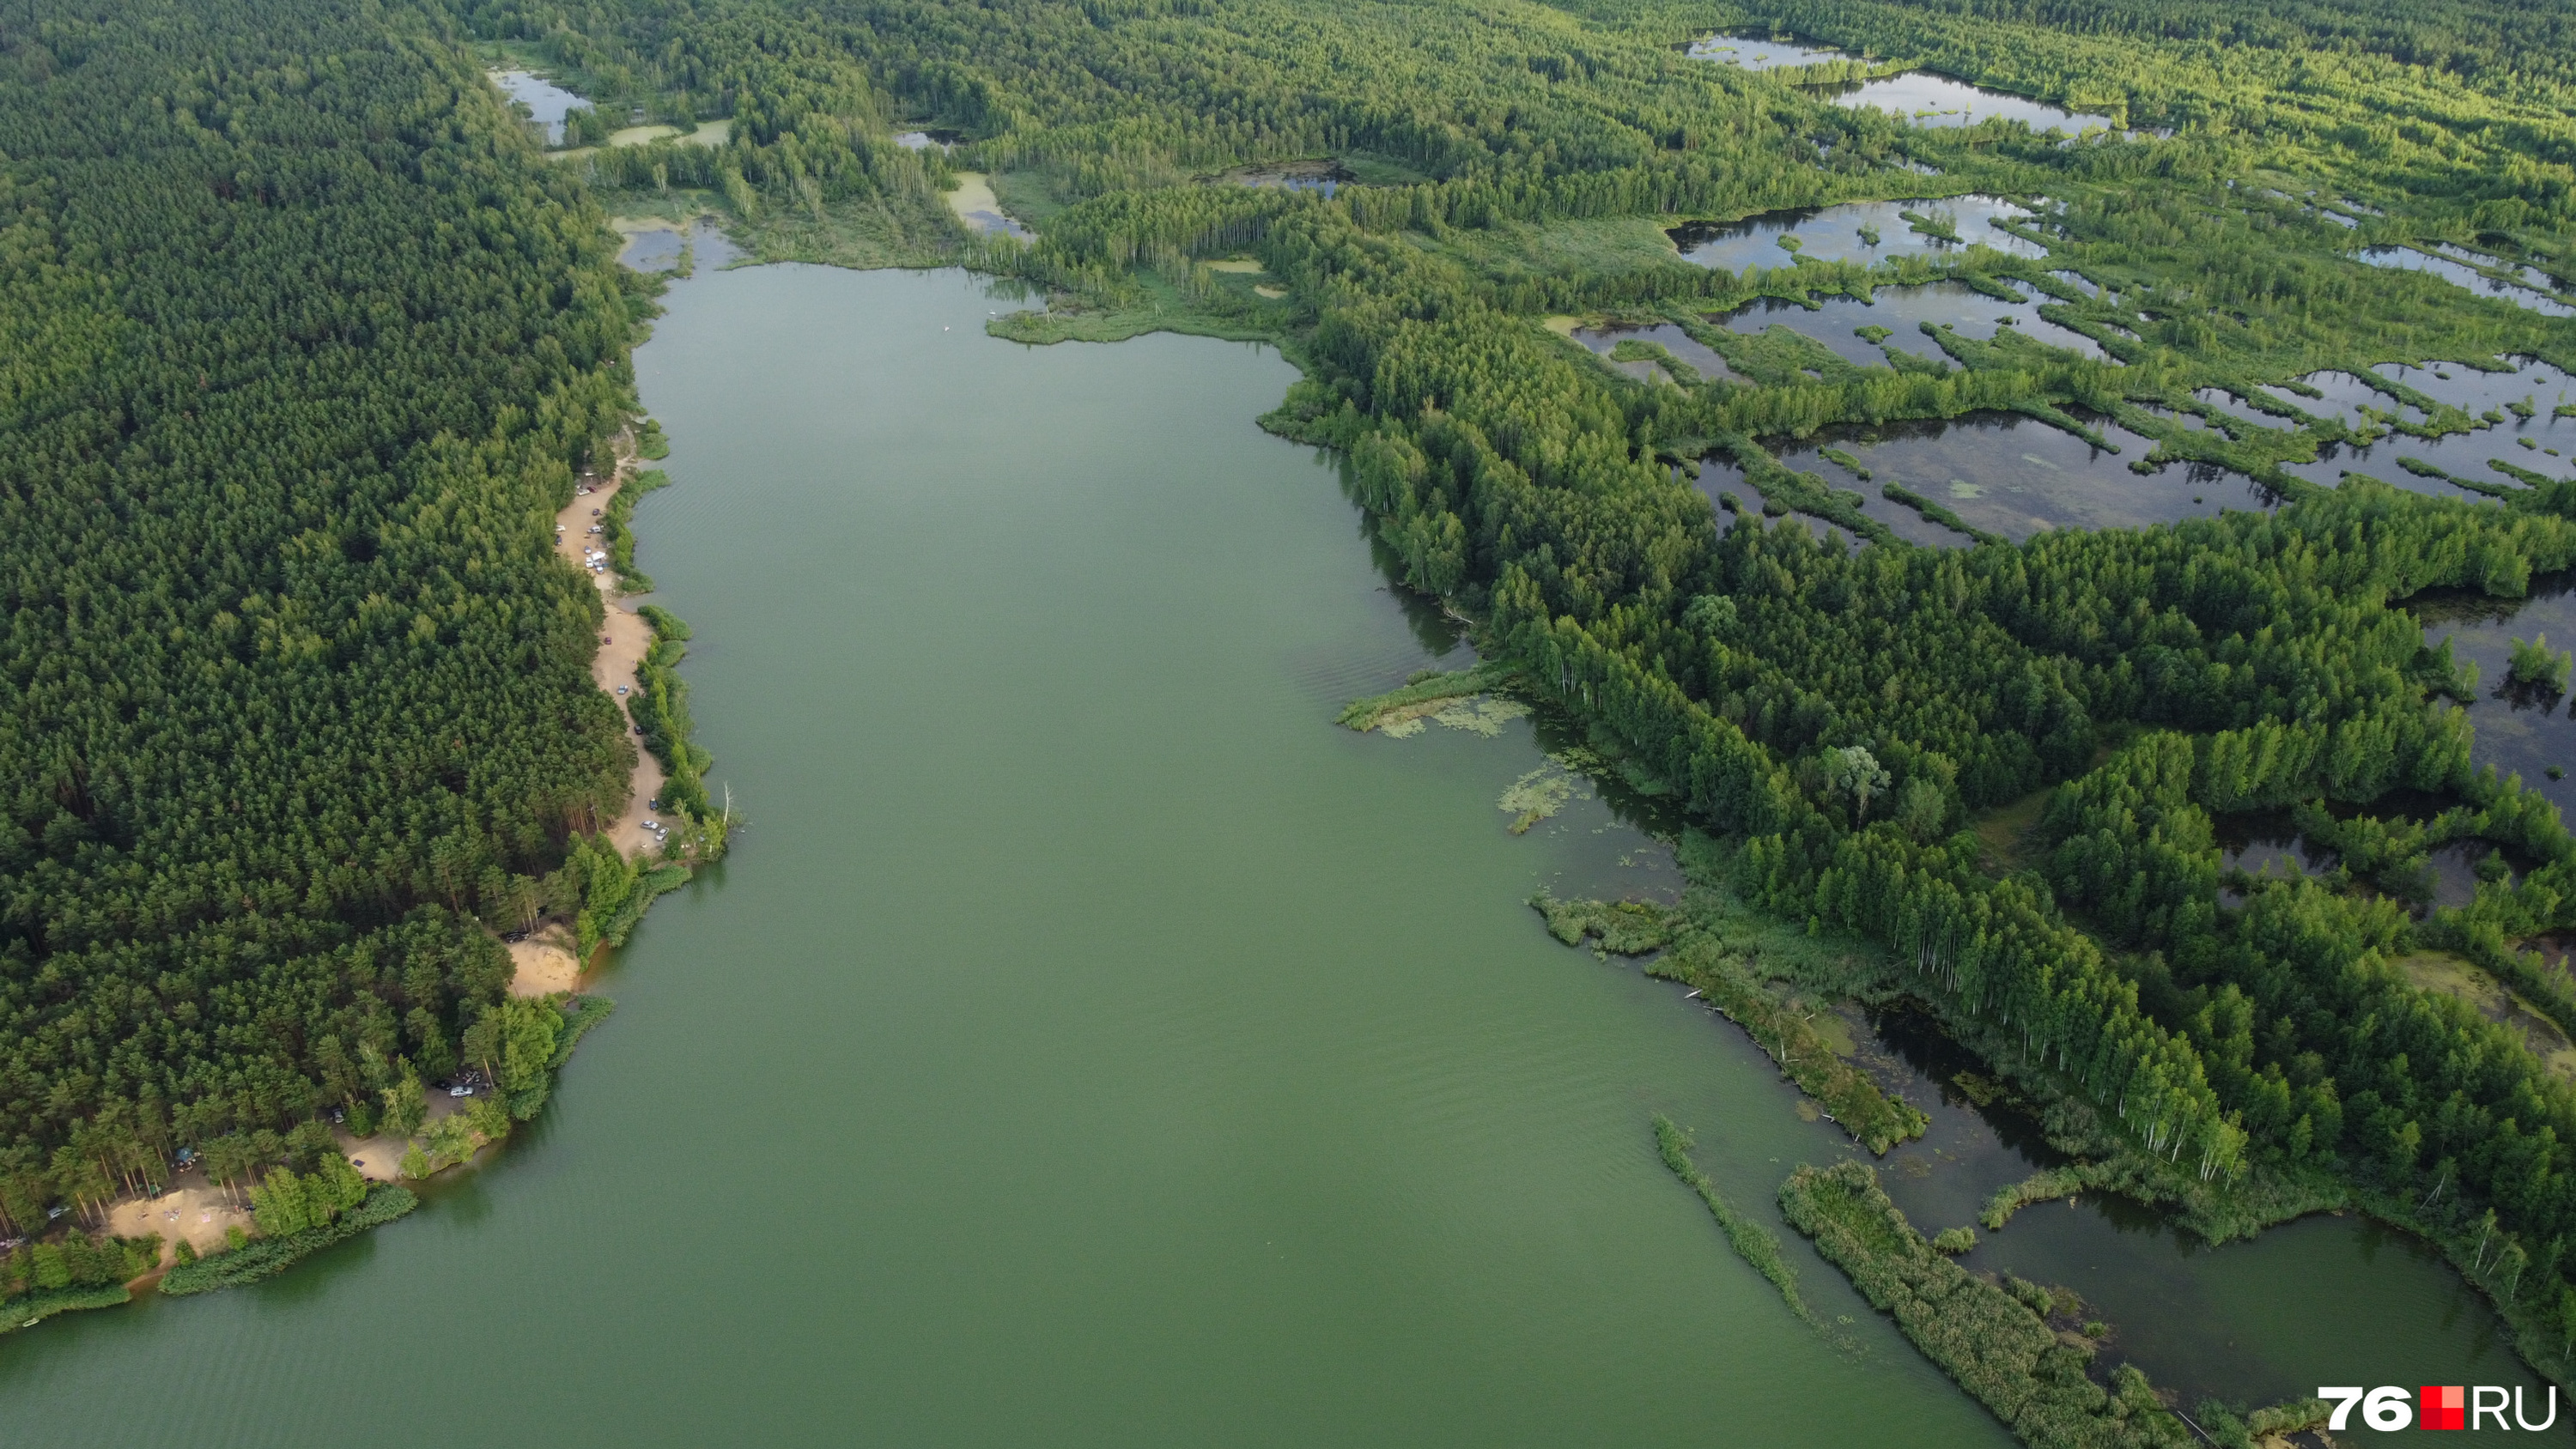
[0,0,698,1246]
[9,0,2576,1416]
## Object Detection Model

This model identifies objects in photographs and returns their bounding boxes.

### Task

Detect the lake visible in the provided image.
[1826,73,2119,136]
[0,261,2549,1446]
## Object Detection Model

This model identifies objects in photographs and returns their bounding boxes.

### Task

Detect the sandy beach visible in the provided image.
[507,925,586,997]
[106,1180,251,1264]
[551,461,671,862]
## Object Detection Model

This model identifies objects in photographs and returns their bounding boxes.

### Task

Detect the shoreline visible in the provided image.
[8,426,702,1325]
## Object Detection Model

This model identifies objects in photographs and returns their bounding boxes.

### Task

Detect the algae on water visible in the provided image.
[1500,765,1575,833]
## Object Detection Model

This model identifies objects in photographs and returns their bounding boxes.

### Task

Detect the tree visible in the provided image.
[501,998,568,1097]
[1825,746,1892,822]
[250,1167,311,1239]
[381,1070,428,1140]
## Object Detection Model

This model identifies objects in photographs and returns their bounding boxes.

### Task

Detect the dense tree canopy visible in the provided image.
[0,0,648,1220]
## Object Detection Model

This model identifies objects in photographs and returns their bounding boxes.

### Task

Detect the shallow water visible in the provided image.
[1765,411,2269,543]
[2415,572,2576,828]
[617,218,744,274]
[489,69,585,145]
[2278,360,2576,499]
[2357,246,2575,318]
[1670,195,2043,271]
[1696,456,1944,549]
[1566,321,1739,382]
[1859,1006,2556,1422]
[1685,33,1849,68]
[1827,72,2118,136]
[1713,280,2106,369]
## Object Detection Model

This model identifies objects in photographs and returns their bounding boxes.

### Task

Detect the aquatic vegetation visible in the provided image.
[159,1185,420,1297]
[1337,663,1516,731]
[1782,1160,2203,1449]
[1499,766,1577,834]
[2509,634,2574,693]
[1429,696,1529,737]
[1653,1115,1820,1331]
[1533,894,1675,955]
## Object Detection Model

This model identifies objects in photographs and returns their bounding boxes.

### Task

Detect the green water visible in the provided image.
[0,264,2548,1445]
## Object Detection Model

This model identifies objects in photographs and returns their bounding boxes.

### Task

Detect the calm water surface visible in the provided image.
[489,69,584,144]
[1827,73,2118,136]
[1671,195,2042,271]
[0,263,2553,1445]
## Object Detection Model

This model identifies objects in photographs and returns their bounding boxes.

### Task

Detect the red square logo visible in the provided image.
[2421,1385,2464,1430]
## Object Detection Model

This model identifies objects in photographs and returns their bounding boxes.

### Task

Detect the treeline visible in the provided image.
[0,0,656,1222]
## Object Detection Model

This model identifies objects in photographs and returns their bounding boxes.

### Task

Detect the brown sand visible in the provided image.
[106,1180,251,1264]
[507,926,584,997]
[552,455,671,864]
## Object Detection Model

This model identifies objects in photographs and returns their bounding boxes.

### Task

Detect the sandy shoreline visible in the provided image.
[71,451,662,1266]
[551,459,671,853]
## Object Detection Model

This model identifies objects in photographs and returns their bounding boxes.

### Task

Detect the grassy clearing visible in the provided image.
[1970,785,2055,870]
[736,191,961,270]
[1423,215,1692,281]
[989,170,1071,228]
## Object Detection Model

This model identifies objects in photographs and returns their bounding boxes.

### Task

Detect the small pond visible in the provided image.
[1670,195,2044,272]
[616,217,744,274]
[895,128,963,151]
[1765,411,2268,544]
[1220,160,1349,197]
[2357,246,2574,318]
[2413,571,2576,828]
[1565,321,1740,385]
[1684,33,1850,69]
[1712,280,2106,371]
[489,70,586,145]
[1826,72,2118,136]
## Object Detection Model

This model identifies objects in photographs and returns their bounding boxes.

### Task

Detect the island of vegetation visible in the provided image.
[8,0,2576,1433]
